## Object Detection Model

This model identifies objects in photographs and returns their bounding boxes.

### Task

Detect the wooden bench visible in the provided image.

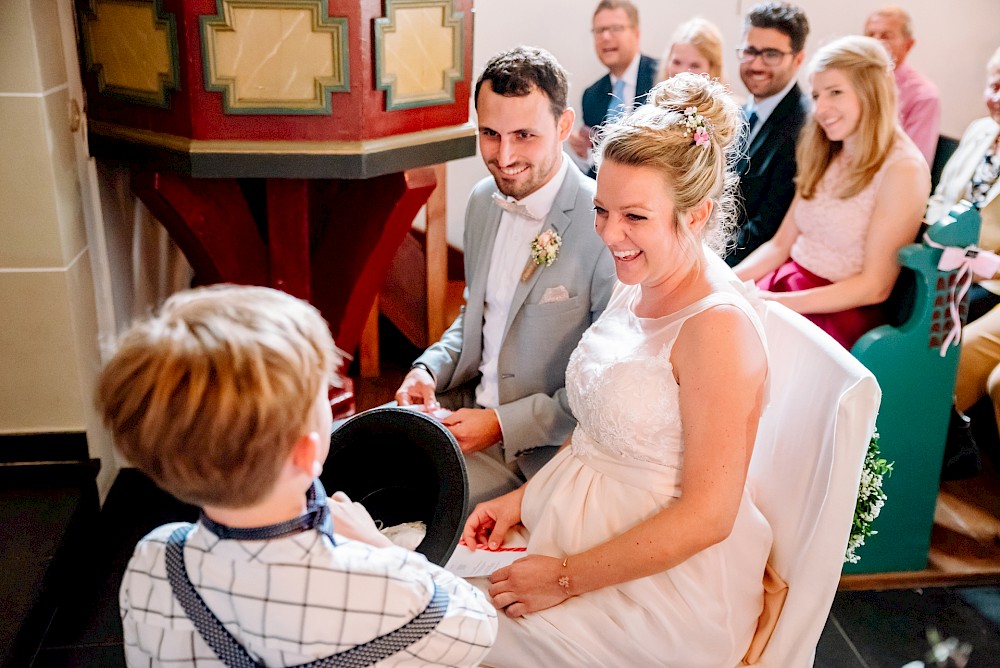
[844,202,980,574]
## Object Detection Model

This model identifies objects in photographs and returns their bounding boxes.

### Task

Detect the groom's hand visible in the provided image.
[441,408,502,454]
[394,367,439,409]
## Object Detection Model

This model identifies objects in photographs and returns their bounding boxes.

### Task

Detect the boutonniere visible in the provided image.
[521,228,562,282]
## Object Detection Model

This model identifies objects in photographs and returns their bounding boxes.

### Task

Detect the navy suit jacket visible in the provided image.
[726,83,811,266]
[580,55,658,177]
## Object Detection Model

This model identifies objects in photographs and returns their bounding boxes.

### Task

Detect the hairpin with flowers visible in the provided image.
[678,106,713,149]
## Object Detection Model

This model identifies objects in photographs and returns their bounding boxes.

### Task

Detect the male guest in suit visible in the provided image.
[567,0,657,178]
[864,6,940,165]
[725,2,810,267]
[395,46,615,504]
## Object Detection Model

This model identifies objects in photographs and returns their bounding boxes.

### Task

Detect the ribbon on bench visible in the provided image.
[923,234,1000,357]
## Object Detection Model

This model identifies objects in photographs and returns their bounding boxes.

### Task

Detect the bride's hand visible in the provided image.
[461,486,525,551]
[488,555,570,617]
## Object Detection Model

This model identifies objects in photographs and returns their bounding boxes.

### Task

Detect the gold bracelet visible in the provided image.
[557,556,571,593]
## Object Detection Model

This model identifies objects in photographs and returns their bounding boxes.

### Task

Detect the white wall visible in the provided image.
[443,0,1000,248]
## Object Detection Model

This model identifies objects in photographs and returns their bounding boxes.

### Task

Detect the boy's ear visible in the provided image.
[290,431,321,477]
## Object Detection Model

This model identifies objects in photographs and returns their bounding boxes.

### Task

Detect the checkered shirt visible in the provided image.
[120,522,497,667]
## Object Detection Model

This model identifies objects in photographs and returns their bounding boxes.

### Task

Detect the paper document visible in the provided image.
[444,526,530,577]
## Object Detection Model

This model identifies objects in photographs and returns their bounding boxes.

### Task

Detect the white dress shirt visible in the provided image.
[476,156,570,412]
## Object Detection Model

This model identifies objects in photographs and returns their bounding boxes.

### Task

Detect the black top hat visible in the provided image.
[322,407,469,565]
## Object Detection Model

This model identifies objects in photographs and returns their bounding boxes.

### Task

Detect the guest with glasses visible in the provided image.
[724,2,811,267]
[568,0,657,178]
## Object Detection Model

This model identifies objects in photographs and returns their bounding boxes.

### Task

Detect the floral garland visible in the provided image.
[845,431,893,564]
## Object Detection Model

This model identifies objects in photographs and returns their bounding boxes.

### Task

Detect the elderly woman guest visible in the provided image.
[462,73,772,667]
[926,46,1000,323]
[734,35,930,349]
[657,17,725,82]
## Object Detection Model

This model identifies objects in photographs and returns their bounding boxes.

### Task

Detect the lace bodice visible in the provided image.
[566,270,766,469]
[791,135,924,282]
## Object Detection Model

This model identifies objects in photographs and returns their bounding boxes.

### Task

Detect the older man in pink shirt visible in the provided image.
[865,6,940,165]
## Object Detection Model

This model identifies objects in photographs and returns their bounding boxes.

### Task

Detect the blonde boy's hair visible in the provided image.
[96,285,341,508]
[795,35,898,200]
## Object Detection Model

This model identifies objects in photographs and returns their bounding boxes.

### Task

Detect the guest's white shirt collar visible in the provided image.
[747,76,800,128]
[610,52,642,89]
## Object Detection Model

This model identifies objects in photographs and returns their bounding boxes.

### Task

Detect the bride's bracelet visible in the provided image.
[558,556,571,595]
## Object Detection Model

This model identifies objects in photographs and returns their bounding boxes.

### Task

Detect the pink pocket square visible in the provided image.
[539,286,571,304]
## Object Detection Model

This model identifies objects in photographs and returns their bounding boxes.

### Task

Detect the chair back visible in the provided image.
[747,302,880,667]
[846,203,980,574]
[930,135,960,193]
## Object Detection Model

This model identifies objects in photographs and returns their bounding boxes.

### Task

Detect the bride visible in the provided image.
[462,72,772,667]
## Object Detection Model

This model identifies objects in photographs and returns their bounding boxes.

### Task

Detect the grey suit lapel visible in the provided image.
[501,166,581,341]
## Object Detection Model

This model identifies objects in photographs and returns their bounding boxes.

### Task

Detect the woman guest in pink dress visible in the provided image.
[733,35,930,349]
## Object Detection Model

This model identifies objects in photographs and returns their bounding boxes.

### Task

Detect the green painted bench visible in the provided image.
[844,202,981,573]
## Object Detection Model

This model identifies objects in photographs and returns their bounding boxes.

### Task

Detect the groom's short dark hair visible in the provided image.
[474,46,568,120]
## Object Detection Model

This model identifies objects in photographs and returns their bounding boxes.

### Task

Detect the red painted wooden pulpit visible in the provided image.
[76,0,475,416]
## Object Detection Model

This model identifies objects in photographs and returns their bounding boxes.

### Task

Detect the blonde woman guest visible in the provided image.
[926,46,1000,323]
[657,17,725,82]
[463,73,772,667]
[734,35,930,349]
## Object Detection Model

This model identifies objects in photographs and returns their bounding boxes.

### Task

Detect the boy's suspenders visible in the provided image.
[164,524,449,668]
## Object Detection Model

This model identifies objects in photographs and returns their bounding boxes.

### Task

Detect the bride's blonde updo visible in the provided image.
[594,72,743,257]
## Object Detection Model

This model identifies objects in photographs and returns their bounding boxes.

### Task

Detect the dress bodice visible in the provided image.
[566,261,766,471]
[790,135,924,282]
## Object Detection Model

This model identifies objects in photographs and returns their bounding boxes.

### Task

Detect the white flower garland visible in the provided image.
[845,431,893,564]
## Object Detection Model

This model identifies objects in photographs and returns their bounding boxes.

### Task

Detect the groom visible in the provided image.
[395,46,615,504]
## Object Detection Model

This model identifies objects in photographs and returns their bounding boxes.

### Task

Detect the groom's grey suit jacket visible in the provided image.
[415,161,615,464]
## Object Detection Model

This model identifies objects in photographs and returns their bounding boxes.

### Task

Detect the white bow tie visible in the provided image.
[492,192,543,221]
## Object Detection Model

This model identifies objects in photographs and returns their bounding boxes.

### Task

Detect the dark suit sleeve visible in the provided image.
[728,140,798,266]
[726,93,808,267]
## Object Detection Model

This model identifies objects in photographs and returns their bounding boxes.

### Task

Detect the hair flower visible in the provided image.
[693,127,711,147]
[521,228,562,282]
[679,106,713,150]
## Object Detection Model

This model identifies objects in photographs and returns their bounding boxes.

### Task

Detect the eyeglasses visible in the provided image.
[736,46,795,66]
[591,24,629,37]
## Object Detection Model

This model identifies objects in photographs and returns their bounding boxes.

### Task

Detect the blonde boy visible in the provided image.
[98,285,496,666]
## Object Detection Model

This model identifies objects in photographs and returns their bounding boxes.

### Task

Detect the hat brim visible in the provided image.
[323,407,469,565]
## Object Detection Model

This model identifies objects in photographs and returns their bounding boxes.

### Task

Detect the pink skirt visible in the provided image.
[758,260,885,350]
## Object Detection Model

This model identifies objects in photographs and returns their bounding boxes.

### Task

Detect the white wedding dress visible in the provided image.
[484,253,773,667]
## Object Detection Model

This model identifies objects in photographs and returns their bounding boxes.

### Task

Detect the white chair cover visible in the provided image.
[747,302,881,667]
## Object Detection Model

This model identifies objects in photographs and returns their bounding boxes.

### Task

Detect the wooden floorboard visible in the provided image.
[840,461,1000,591]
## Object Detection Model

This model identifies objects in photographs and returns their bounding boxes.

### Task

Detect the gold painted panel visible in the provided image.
[202,0,348,114]
[375,0,463,110]
[80,0,178,106]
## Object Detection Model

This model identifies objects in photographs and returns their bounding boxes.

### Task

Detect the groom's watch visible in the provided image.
[409,362,435,382]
